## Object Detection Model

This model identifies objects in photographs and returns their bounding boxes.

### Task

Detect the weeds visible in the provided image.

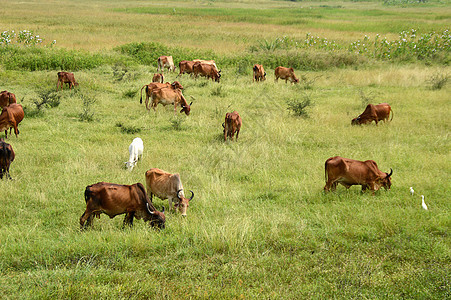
[428,72,449,90]
[115,122,142,134]
[286,94,313,117]
[170,116,186,131]
[358,89,377,107]
[211,86,226,97]
[79,94,96,122]
[123,89,137,98]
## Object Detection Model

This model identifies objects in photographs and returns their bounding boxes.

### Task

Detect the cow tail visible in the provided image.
[140,85,146,104]
[324,159,329,183]
[2,142,7,173]
[390,108,394,121]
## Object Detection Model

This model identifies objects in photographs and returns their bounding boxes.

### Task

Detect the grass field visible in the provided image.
[0,0,450,299]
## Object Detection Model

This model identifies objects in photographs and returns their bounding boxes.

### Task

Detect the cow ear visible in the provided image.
[161,207,165,214]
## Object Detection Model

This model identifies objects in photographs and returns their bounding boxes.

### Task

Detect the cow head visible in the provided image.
[180,102,192,115]
[176,189,194,217]
[351,116,361,125]
[171,81,184,90]
[377,168,393,190]
[125,161,136,171]
[146,203,166,229]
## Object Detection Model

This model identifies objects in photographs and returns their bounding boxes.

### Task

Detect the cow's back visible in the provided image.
[6,104,24,124]
[146,168,180,200]
[375,103,391,121]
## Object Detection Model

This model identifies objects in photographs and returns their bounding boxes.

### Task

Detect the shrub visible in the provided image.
[358,89,377,107]
[24,89,61,117]
[286,94,313,117]
[123,89,137,98]
[170,116,186,131]
[428,72,449,90]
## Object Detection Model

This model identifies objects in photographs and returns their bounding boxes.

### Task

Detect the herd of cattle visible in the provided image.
[0,55,396,230]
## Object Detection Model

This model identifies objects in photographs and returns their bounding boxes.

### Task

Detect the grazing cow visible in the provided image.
[274,66,299,84]
[0,138,15,179]
[150,85,192,115]
[157,56,176,72]
[324,156,393,194]
[80,182,166,230]
[152,73,164,83]
[351,103,393,125]
[0,104,24,138]
[145,168,194,217]
[125,138,144,171]
[223,111,242,141]
[177,60,195,77]
[193,62,221,83]
[0,91,17,109]
[57,71,78,91]
[253,64,266,82]
[193,59,219,72]
[140,81,184,110]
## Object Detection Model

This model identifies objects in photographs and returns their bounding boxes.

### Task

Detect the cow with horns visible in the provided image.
[80,182,166,230]
[324,156,393,194]
[145,168,194,217]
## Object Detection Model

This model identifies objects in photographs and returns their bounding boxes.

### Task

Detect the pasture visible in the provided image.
[0,0,450,298]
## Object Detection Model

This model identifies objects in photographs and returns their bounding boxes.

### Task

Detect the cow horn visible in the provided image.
[162,206,165,214]
[189,102,193,106]
[222,122,225,128]
[387,168,393,177]
[189,190,194,201]
[177,189,183,199]
[146,203,155,214]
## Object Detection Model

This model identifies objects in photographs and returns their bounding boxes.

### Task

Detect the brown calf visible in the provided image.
[0,91,17,109]
[57,71,78,91]
[0,103,24,138]
[223,111,242,141]
[0,138,15,179]
[253,64,266,82]
[152,73,164,83]
[275,66,299,84]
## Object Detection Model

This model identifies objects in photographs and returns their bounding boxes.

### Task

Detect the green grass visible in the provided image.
[0,1,450,298]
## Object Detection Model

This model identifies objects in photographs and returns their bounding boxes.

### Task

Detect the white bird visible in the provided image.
[421,195,428,210]
[410,187,414,196]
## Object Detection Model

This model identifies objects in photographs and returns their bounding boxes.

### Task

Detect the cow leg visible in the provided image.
[4,130,7,139]
[122,212,135,228]
[80,210,94,229]
[235,129,240,141]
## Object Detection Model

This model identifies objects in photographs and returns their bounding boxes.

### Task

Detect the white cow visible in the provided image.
[125,138,143,171]
[157,56,176,72]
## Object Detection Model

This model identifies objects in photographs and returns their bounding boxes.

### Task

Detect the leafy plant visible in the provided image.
[286,94,313,117]
[24,90,61,117]
[123,89,137,98]
[170,116,186,131]
[358,89,376,107]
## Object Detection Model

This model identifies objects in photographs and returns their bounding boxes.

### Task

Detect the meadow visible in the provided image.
[0,0,450,298]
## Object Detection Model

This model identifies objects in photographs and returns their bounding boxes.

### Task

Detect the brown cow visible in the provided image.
[145,168,194,217]
[0,104,24,138]
[193,62,221,82]
[351,103,393,125]
[0,91,17,109]
[223,111,242,141]
[80,182,166,230]
[150,85,192,115]
[274,66,299,84]
[140,81,184,110]
[193,59,219,72]
[57,71,78,91]
[152,73,164,83]
[0,138,15,179]
[324,156,393,194]
[253,64,266,82]
[177,60,195,77]
[157,56,176,72]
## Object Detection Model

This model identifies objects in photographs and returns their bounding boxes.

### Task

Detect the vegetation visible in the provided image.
[0,0,449,298]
